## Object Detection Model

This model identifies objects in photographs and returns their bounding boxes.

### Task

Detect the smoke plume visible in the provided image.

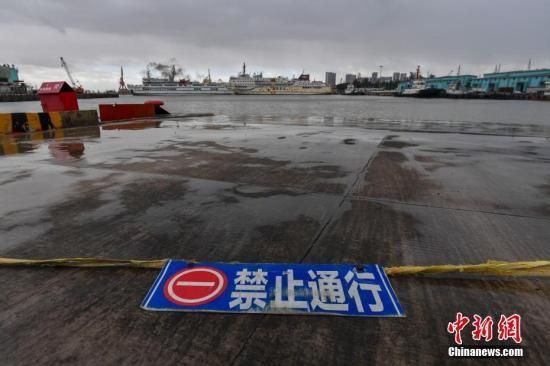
[145,61,184,80]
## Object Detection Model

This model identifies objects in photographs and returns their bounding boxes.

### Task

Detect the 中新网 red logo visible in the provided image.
[447,313,522,345]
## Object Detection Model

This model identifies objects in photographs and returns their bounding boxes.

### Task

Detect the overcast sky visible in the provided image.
[2,0,549,90]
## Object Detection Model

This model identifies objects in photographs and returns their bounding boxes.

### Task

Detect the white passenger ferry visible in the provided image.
[129,66,232,95]
[229,63,333,95]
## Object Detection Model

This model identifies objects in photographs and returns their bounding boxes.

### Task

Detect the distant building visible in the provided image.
[371,72,378,81]
[325,72,336,87]
[400,73,408,81]
[380,76,393,83]
[393,72,400,82]
[0,64,19,83]
[472,69,550,93]
[0,64,27,94]
[396,69,550,94]
[345,74,356,84]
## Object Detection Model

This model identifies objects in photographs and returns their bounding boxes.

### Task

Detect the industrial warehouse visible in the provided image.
[396,68,550,97]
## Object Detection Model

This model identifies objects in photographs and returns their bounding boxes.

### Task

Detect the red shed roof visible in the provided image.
[38,81,74,94]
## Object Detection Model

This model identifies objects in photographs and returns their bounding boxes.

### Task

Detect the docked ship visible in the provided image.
[229,63,333,95]
[446,67,466,96]
[401,79,443,97]
[446,81,486,97]
[445,66,485,97]
[344,84,357,95]
[446,80,467,96]
[400,66,444,98]
[129,66,232,96]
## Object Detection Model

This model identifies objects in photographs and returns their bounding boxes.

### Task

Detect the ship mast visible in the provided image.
[170,65,176,82]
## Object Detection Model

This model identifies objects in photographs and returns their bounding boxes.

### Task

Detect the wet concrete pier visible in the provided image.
[0,116,549,365]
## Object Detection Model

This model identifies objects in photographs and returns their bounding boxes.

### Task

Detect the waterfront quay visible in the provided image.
[1,115,549,364]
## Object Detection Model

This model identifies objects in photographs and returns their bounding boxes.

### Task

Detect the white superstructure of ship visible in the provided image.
[400,65,442,97]
[445,66,485,96]
[229,63,333,95]
[129,66,232,95]
[446,67,467,96]
[344,84,356,95]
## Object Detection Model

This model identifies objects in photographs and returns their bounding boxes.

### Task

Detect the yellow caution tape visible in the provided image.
[384,260,550,277]
[1,257,550,277]
[0,257,167,269]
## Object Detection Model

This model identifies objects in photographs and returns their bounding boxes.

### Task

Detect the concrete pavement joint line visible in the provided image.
[225,150,371,365]
[241,120,550,138]
[230,136,384,364]
[297,217,335,264]
[228,313,267,366]
[351,196,550,222]
[245,121,549,138]
[297,137,383,263]
[382,127,550,139]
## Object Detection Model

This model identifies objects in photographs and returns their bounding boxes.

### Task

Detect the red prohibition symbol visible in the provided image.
[164,267,228,306]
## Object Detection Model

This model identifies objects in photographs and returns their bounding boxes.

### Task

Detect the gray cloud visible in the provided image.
[2,0,549,90]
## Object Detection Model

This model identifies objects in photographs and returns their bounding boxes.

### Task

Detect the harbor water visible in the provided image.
[1,95,550,128]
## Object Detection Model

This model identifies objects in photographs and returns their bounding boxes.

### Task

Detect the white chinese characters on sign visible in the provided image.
[344,270,384,313]
[273,269,309,309]
[308,270,348,311]
[230,268,385,313]
[229,268,268,310]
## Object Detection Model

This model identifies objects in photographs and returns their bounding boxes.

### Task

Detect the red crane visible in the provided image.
[119,66,129,94]
[60,57,84,93]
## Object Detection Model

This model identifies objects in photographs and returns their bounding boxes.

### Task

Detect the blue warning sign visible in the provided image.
[141,261,404,317]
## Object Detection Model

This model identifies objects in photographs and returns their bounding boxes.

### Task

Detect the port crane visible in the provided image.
[60,57,84,93]
[118,66,130,95]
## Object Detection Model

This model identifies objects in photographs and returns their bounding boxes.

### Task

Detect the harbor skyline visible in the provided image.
[2,0,549,90]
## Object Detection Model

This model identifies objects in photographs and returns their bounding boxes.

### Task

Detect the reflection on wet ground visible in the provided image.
[0,126,100,157]
[101,120,162,130]
[0,115,549,365]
